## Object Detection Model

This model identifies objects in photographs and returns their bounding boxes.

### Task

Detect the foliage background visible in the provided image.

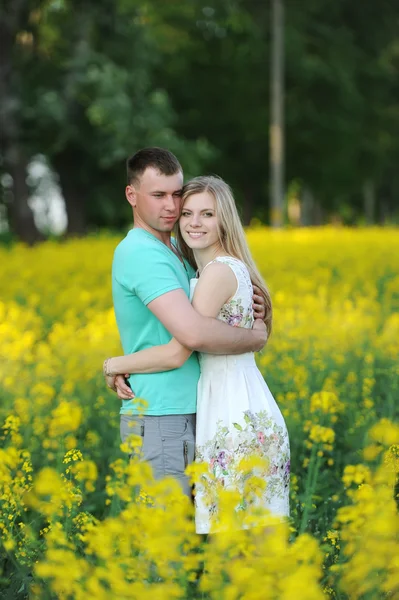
[1,0,398,242]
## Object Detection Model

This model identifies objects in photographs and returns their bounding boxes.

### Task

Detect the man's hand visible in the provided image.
[252,285,266,321]
[252,318,268,351]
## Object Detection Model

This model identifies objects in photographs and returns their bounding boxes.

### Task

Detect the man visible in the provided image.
[108,147,267,497]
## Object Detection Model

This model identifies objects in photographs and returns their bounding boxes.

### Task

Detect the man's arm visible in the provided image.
[148,286,266,354]
[252,284,266,321]
[119,241,266,353]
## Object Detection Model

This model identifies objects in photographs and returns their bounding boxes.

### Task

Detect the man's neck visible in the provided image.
[133,221,172,248]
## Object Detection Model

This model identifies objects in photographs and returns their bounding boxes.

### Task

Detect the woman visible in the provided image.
[105,176,290,533]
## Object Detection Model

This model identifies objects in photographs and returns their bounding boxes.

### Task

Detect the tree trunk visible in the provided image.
[242,187,255,226]
[313,200,324,225]
[363,179,375,224]
[379,197,390,224]
[53,157,87,235]
[0,3,43,244]
[301,186,314,226]
[269,0,285,227]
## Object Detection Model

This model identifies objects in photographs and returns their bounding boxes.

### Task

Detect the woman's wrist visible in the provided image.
[103,357,115,377]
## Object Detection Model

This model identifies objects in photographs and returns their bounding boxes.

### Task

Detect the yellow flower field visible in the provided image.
[0,227,398,599]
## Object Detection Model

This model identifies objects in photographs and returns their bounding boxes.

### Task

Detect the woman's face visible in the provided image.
[179,191,221,251]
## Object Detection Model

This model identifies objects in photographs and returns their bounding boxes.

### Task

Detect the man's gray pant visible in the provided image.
[120,413,196,499]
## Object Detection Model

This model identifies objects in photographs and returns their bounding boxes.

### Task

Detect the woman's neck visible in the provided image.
[193,243,227,274]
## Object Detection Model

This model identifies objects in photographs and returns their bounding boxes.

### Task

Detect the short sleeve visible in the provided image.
[114,243,183,305]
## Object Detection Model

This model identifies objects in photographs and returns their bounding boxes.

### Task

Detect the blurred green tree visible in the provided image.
[1,0,398,241]
[1,0,214,238]
[155,0,399,224]
[1,0,45,243]
[285,0,399,223]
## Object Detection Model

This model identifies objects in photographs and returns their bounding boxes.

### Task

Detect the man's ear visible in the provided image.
[125,185,137,207]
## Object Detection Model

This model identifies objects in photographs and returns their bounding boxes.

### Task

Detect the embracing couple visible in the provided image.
[104,147,290,534]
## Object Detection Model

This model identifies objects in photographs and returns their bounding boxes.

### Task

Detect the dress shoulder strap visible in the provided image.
[202,256,250,288]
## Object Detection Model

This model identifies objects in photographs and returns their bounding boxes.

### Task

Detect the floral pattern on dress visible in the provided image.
[219,298,253,328]
[195,410,290,520]
[212,257,254,329]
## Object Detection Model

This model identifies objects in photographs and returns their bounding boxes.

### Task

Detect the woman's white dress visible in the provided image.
[190,256,290,534]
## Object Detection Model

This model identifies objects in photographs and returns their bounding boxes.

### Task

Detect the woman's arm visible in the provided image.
[104,338,193,399]
[105,337,192,375]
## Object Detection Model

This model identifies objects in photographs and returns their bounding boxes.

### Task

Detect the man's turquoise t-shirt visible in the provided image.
[112,228,200,416]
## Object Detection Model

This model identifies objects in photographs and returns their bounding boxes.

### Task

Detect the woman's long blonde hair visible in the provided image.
[175,175,273,335]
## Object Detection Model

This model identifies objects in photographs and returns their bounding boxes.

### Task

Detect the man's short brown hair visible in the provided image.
[126,147,182,185]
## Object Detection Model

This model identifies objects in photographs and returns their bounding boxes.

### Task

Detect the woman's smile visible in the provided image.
[186,231,206,239]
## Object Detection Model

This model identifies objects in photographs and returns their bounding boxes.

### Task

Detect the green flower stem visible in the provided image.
[299,445,322,534]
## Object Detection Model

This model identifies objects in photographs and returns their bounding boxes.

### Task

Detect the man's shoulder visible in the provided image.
[113,230,176,284]
[114,229,160,260]
[115,228,150,250]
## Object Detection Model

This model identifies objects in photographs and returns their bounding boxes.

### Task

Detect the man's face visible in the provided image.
[126,167,183,233]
